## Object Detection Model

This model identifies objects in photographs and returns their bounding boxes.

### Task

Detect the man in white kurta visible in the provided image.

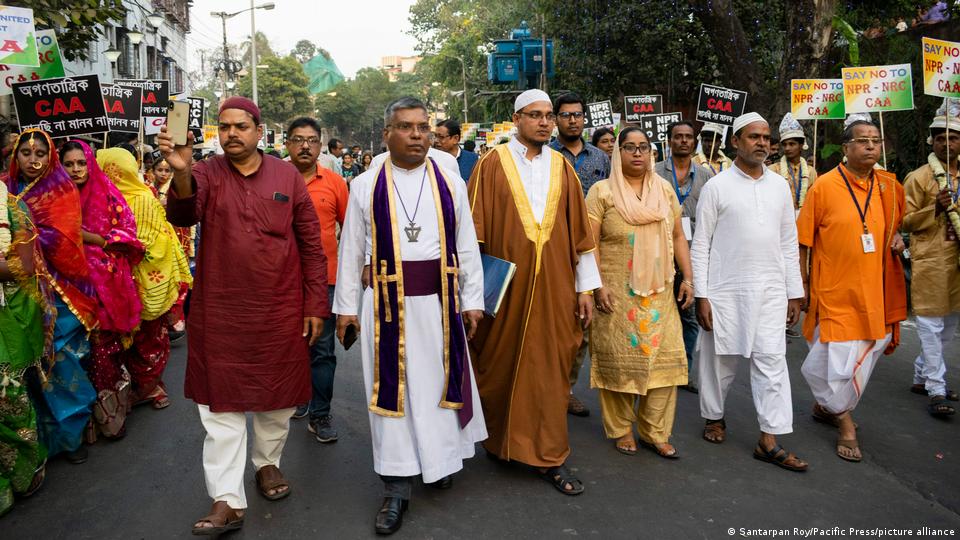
[691,112,808,472]
[333,97,486,535]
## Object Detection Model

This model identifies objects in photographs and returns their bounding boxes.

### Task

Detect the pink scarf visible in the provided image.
[72,140,144,333]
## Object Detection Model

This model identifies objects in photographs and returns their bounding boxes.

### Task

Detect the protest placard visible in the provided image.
[13,74,108,137]
[585,100,614,128]
[696,84,747,125]
[637,112,683,155]
[0,29,64,96]
[101,83,142,133]
[791,79,845,120]
[841,64,914,113]
[624,95,663,122]
[115,79,170,135]
[0,6,38,67]
[187,96,205,142]
[922,37,960,98]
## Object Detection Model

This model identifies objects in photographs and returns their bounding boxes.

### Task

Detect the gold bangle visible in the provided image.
[682,280,693,287]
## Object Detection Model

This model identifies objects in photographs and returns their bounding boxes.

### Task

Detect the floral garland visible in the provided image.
[0,182,10,307]
[928,152,960,266]
[781,155,810,208]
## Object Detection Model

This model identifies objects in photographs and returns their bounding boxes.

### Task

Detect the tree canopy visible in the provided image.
[235,54,312,127]
[11,0,125,62]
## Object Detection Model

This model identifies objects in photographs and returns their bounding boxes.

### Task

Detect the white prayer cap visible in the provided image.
[778,113,805,141]
[927,98,960,143]
[732,112,767,136]
[778,112,808,150]
[929,98,960,131]
[514,89,551,112]
[699,122,725,136]
[843,112,873,129]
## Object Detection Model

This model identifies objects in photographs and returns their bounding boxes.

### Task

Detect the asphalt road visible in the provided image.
[3,320,958,539]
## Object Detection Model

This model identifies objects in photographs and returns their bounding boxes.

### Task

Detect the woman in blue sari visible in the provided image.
[8,130,97,464]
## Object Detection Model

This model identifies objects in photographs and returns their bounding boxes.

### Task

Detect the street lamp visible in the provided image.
[146,10,166,28]
[127,25,144,45]
[210,2,275,106]
[424,51,469,122]
[104,47,121,63]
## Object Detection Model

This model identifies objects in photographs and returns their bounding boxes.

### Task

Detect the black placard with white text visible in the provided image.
[695,83,747,126]
[585,100,614,129]
[101,83,142,133]
[13,74,109,137]
[187,96,205,142]
[624,95,663,122]
[115,79,169,135]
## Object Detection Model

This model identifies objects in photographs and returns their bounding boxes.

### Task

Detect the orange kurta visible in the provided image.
[468,145,595,467]
[797,165,905,344]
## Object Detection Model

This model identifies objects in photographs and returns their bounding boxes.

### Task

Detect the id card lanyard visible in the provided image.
[671,158,694,205]
[838,167,876,253]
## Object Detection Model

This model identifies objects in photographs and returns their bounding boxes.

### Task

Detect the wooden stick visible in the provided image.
[103,132,108,149]
[948,100,952,188]
[709,130,717,167]
[879,112,887,170]
[812,119,818,172]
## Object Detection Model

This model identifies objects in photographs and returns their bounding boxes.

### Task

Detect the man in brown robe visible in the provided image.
[468,89,600,495]
[158,96,329,535]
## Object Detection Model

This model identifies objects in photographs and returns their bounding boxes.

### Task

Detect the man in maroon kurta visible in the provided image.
[158,96,329,535]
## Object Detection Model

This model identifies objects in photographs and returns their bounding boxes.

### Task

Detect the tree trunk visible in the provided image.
[691,0,837,122]
[774,0,838,120]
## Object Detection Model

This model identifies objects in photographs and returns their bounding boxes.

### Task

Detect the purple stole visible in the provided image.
[369,158,472,427]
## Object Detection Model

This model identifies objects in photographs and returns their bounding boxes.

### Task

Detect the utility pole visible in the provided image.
[459,56,468,123]
[219,13,229,98]
[250,0,258,105]
[540,13,547,92]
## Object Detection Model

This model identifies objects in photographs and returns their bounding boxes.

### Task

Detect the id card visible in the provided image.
[682,217,692,241]
[861,233,876,253]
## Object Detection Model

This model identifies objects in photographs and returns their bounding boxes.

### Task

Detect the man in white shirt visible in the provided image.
[691,112,808,472]
[468,89,601,496]
[333,97,486,535]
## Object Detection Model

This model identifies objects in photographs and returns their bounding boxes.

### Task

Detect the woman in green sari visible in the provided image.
[0,179,49,516]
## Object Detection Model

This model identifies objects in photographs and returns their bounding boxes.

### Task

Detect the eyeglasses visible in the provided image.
[517,111,556,122]
[388,122,433,134]
[288,136,320,146]
[434,133,451,140]
[846,137,884,147]
[557,111,585,120]
[621,143,652,155]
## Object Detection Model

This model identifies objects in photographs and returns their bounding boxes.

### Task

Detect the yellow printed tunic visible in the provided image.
[586,179,688,395]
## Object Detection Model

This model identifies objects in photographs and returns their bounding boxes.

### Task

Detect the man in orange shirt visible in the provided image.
[796,114,907,463]
[285,117,350,443]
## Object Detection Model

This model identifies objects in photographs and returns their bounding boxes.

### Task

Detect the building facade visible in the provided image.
[63,0,190,93]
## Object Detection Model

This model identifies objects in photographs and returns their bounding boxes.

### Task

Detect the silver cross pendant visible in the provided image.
[404,221,421,242]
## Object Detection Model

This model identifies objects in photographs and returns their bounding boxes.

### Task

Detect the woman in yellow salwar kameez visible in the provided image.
[586,127,694,458]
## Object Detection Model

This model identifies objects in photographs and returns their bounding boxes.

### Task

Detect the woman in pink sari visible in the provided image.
[59,141,143,439]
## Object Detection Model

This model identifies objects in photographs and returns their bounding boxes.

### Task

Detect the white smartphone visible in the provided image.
[166,100,190,145]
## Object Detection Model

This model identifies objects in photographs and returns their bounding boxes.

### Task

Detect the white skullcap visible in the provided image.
[700,122,725,136]
[843,112,873,129]
[514,89,551,112]
[778,112,805,141]
[732,112,767,136]
[929,98,960,130]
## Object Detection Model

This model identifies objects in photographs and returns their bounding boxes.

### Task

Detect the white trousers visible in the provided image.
[801,326,891,415]
[913,313,960,397]
[197,405,296,509]
[698,330,794,435]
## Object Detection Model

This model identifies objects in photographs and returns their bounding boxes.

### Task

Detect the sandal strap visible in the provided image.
[198,501,240,527]
[256,465,289,490]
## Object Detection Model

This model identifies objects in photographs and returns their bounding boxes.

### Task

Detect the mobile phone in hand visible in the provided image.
[166,100,190,145]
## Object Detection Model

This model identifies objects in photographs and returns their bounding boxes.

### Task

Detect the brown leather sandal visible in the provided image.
[702,419,726,444]
[811,404,858,429]
[255,464,291,501]
[836,439,862,463]
[753,443,809,472]
[191,501,244,536]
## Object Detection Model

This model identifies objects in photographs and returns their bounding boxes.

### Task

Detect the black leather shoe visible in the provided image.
[375,497,408,535]
[427,475,452,489]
